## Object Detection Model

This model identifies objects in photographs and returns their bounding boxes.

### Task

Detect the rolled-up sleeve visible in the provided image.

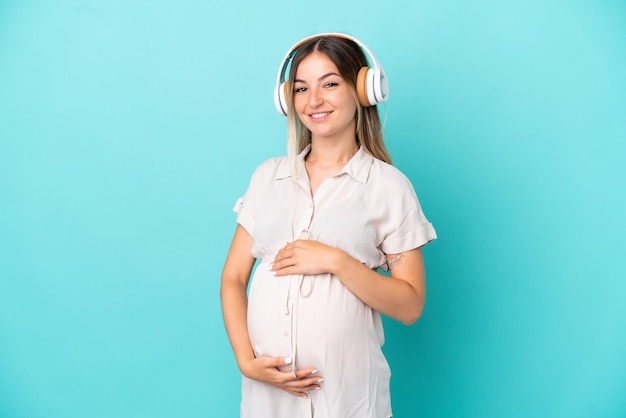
[379,171,437,255]
[233,159,279,238]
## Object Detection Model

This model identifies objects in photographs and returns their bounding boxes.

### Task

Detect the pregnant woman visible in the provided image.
[221,33,437,418]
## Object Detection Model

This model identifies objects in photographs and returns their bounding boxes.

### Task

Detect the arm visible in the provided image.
[220,225,323,397]
[271,241,426,325]
[220,224,257,373]
[334,247,426,325]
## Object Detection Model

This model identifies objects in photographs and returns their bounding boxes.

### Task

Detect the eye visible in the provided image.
[324,82,339,88]
[293,85,307,93]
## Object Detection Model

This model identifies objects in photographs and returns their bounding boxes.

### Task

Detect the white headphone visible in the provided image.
[273,33,389,116]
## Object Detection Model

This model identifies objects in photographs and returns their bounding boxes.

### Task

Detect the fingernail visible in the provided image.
[311,369,318,374]
[316,378,324,383]
[284,357,292,364]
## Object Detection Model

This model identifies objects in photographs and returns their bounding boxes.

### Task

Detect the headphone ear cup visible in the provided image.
[275,81,290,116]
[356,67,372,107]
[283,81,291,111]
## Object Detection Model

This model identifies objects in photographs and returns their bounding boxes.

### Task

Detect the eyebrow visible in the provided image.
[294,72,341,83]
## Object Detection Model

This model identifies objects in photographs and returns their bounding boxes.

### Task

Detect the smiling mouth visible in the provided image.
[309,111,332,120]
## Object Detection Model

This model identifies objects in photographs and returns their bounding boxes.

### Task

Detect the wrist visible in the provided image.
[236,353,256,378]
[330,248,350,276]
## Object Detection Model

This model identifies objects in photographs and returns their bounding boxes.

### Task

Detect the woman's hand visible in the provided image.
[272,237,426,325]
[240,356,323,398]
[271,240,345,276]
[270,238,426,325]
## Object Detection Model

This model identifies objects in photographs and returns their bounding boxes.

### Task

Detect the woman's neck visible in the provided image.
[304,137,359,197]
[306,136,359,167]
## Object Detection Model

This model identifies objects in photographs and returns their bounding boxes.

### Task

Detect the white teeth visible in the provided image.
[311,112,330,118]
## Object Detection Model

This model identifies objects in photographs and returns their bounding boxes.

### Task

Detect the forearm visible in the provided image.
[220,280,256,374]
[271,240,426,324]
[332,250,425,325]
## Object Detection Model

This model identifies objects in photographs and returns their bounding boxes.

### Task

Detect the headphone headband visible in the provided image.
[273,33,388,116]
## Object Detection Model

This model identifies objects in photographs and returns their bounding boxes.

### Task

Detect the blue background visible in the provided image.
[1,0,625,417]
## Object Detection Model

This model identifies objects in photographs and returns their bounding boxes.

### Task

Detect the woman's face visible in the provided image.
[293,52,357,142]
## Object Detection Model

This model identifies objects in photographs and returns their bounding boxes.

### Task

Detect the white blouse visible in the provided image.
[234,145,436,418]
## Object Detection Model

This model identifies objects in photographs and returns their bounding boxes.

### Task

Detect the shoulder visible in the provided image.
[368,157,416,192]
[249,155,289,182]
[239,155,289,207]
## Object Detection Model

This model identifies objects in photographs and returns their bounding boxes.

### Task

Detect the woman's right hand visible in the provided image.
[241,356,323,398]
[222,227,322,397]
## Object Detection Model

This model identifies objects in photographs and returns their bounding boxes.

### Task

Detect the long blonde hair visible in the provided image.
[284,35,391,174]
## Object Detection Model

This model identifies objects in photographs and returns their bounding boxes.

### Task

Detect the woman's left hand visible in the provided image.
[271,240,344,277]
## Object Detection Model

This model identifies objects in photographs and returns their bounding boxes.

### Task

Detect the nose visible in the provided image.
[308,87,323,107]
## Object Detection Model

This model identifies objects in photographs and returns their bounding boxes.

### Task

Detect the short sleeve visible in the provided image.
[232,158,280,238]
[378,169,437,255]
[232,196,255,236]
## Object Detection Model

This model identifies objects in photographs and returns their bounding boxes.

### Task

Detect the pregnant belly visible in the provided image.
[247,266,379,363]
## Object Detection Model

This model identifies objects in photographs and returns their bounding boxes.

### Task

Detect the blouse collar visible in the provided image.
[276,144,373,184]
